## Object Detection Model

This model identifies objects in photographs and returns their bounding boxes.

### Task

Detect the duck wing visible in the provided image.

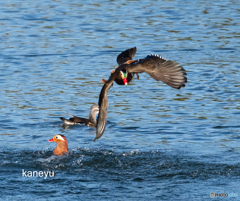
[126,55,187,89]
[95,73,116,141]
[116,47,137,65]
[68,116,96,128]
[70,116,91,125]
[60,116,92,126]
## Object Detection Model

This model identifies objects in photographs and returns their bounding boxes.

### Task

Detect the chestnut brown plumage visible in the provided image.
[48,135,68,156]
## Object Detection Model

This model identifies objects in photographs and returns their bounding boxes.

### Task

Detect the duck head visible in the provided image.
[48,134,68,156]
[120,69,128,85]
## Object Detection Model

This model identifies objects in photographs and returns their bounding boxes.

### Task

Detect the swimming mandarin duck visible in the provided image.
[95,47,187,141]
[60,105,99,128]
[48,134,68,156]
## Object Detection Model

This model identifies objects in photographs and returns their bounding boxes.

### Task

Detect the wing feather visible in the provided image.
[95,73,116,141]
[126,55,187,89]
[116,47,137,65]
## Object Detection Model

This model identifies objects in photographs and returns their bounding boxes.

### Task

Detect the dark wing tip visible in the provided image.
[164,62,187,89]
[95,119,106,141]
[95,103,108,141]
[184,76,187,83]
[60,117,65,121]
[143,55,187,89]
[116,47,137,65]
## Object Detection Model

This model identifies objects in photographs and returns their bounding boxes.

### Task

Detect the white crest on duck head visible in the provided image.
[55,135,65,141]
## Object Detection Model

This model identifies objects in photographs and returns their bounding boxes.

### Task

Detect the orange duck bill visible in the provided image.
[48,134,68,156]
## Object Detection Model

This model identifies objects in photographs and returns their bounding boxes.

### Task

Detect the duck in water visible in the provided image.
[48,134,68,156]
[60,105,99,128]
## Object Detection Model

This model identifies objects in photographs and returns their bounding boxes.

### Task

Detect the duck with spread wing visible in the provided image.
[95,47,187,141]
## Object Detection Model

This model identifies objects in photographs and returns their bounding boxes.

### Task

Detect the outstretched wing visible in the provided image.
[116,47,137,65]
[95,73,116,141]
[126,55,187,89]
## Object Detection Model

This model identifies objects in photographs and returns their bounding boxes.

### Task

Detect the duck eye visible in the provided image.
[56,136,58,139]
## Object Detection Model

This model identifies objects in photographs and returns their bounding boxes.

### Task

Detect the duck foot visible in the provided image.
[136,73,139,79]
[102,78,107,83]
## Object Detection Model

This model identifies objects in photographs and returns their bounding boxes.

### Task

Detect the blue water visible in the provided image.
[1,0,240,200]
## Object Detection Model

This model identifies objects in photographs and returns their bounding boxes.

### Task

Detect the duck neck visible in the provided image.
[53,141,68,156]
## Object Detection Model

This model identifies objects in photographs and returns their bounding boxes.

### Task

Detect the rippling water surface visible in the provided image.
[1,0,240,200]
